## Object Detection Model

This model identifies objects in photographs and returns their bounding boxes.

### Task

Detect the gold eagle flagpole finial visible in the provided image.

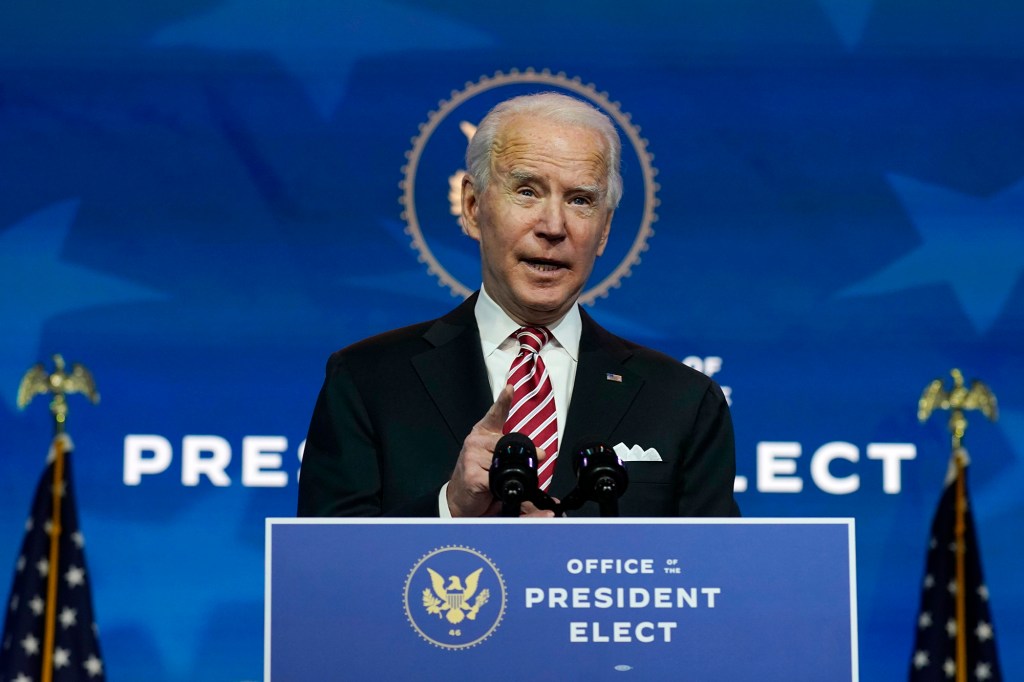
[16,354,99,682]
[917,368,997,682]
[17,353,100,434]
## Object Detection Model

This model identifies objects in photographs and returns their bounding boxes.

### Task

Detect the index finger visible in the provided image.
[476,384,512,435]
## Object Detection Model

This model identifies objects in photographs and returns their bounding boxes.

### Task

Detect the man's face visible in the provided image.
[462,115,614,326]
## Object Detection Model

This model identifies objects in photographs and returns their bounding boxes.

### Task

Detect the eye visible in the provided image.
[570,195,594,206]
[518,187,536,197]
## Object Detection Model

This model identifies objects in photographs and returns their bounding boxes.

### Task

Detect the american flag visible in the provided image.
[0,435,105,681]
[909,451,1001,681]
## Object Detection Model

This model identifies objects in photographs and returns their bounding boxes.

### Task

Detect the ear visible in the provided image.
[461,175,481,241]
[595,209,614,257]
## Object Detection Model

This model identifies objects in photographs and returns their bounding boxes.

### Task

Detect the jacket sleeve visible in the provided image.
[296,352,444,517]
[676,380,741,517]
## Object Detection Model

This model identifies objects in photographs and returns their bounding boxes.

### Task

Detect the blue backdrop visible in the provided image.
[1,1,1021,680]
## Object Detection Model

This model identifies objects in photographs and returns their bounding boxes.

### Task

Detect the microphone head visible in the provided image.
[571,440,629,502]
[494,432,535,457]
[489,432,539,503]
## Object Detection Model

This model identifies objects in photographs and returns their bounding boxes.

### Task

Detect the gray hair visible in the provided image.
[465,92,623,209]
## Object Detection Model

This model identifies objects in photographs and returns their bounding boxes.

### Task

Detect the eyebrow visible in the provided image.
[573,184,605,197]
[509,169,540,184]
[508,171,605,198]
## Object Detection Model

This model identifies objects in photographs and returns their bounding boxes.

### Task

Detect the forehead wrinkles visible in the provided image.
[490,123,608,185]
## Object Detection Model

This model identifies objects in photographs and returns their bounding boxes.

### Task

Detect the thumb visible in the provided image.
[478,384,513,434]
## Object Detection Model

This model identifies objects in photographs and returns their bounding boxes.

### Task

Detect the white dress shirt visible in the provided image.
[439,285,582,516]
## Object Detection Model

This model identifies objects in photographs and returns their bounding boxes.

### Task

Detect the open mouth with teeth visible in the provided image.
[523,258,567,273]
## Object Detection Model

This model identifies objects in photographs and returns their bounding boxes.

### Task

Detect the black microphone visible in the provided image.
[489,432,539,506]
[573,441,629,513]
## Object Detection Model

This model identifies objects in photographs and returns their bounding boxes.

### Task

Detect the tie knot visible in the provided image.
[514,326,550,354]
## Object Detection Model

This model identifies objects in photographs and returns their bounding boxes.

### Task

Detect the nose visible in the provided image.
[535,199,568,242]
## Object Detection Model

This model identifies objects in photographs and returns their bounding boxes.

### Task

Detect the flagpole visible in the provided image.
[16,355,100,682]
[40,433,65,682]
[917,368,998,682]
[948,398,969,682]
[952,446,967,682]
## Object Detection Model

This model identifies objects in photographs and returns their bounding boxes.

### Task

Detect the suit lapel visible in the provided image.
[410,297,643,500]
[412,295,492,445]
[552,310,643,496]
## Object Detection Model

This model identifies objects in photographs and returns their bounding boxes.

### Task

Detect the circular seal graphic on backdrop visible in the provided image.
[399,68,659,305]
[404,545,506,650]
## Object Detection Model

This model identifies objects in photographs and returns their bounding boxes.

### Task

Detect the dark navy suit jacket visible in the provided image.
[298,294,739,517]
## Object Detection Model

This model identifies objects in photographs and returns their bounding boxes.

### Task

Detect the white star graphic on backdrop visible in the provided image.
[152,0,492,119]
[978,584,990,601]
[913,650,930,669]
[976,662,993,680]
[923,574,935,589]
[21,633,40,656]
[943,658,955,677]
[35,559,48,577]
[839,174,1024,334]
[13,673,31,682]
[54,646,71,669]
[975,621,994,642]
[918,611,933,629]
[59,607,78,628]
[0,200,167,409]
[16,555,25,572]
[29,596,44,616]
[65,565,85,587]
[72,531,85,549]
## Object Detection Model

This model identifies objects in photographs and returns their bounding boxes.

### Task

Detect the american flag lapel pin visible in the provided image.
[606,373,623,383]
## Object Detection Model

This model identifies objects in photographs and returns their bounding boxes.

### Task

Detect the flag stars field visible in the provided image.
[0,439,106,681]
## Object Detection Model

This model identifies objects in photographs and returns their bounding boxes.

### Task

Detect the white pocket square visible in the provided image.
[613,443,663,462]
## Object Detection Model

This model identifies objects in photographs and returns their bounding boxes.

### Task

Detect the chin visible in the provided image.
[518,290,575,317]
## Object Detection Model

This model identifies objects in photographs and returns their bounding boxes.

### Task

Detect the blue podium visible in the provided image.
[265,519,858,681]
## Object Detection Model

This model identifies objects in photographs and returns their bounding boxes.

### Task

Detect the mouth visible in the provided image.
[522,257,568,273]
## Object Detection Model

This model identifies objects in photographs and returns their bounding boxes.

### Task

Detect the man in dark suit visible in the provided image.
[298,92,738,518]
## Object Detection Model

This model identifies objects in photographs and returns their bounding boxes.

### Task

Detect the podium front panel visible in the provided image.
[266,518,857,681]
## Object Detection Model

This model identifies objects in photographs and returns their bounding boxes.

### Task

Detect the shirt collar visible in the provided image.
[475,285,581,362]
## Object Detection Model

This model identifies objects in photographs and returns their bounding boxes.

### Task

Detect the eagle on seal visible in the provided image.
[422,567,489,624]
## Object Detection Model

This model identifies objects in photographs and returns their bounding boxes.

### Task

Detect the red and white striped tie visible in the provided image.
[503,326,558,491]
